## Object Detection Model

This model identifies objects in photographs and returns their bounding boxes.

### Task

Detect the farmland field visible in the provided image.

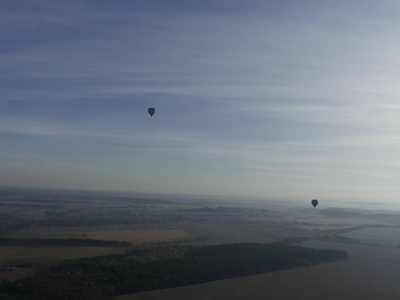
[0,246,126,265]
[341,227,400,247]
[2,188,400,299]
[177,222,304,245]
[81,229,187,243]
[5,225,187,244]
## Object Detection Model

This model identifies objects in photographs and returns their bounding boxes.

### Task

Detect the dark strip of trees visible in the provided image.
[0,243,348,300]
[0,238,130,248]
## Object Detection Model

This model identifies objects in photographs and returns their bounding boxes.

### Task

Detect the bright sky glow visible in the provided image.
[2,1,400,202]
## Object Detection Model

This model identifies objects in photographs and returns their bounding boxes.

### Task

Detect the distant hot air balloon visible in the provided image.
[148,107,155,117]
[311,199,318,208]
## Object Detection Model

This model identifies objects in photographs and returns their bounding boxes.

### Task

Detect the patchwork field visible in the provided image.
[178,222,304,245]
[83,229,187,244]
[3,188,400,299]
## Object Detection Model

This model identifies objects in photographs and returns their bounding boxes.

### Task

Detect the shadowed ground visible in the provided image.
[114,242,400,300]
[114,258,400,300]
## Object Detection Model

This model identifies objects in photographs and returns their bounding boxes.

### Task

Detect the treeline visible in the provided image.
[0,238,130,248]
[0,243,348,299]
[276,233,362,246]
[277,236,309,245]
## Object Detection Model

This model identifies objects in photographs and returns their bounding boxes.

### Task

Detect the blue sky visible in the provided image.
[2,0,400,202]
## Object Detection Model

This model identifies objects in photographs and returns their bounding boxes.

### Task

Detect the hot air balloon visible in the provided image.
[311,199,318,208]
[148,107,155,117]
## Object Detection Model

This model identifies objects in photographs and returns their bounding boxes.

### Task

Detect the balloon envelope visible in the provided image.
[148,107,155,117]
[311,199,318,208]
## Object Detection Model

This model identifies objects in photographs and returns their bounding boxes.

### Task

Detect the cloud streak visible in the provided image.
[2,1,400,201]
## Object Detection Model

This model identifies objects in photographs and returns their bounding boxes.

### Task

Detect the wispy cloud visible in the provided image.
[2,1,400,200]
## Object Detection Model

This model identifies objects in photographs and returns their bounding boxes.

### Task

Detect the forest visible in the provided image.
[0,238,130,248]
[0,243,348,299]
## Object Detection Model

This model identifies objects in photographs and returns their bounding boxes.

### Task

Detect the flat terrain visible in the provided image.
[0,247,126,265]
[115,242,400,300]
[2,188,400,299]
[114,258,400,300]
[177,222,302,245]
[341,227,400,247]
[298,240,400,262]
[6,225,187,245]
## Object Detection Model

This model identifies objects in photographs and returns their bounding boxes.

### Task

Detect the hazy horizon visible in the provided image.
[3,185,400,213]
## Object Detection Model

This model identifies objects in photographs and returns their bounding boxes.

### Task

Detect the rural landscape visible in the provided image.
[1,187,400,299]
[4,1,400,299]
